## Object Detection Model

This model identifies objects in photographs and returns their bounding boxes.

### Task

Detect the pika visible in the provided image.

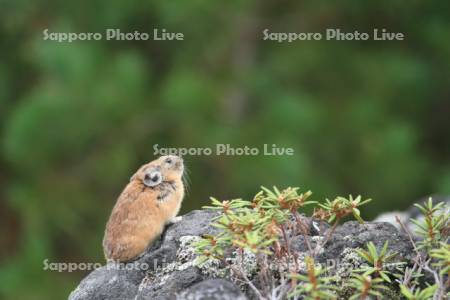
[103,155,185,262]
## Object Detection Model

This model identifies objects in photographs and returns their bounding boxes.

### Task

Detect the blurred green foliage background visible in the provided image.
[1,0,450,299]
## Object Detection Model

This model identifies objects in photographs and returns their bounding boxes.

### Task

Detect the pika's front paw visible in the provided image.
[170,216,182,223]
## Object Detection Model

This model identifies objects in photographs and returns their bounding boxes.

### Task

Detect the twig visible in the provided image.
[313,220,339,257]
[395,216,420,257]
[257,254,271,296]
[423,263,446,300]
[280,224,291,258]
[395,215,428,292]
[268,276,290,300]
[294,212,314,257]
[228,263,265,300]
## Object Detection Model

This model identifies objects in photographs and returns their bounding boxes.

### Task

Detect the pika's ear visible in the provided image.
[129,164,148,182]
[143,169,163,187]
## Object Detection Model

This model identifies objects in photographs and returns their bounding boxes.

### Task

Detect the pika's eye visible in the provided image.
[165,158,172,164]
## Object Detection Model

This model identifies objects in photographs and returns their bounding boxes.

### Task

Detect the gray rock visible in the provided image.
[69,210,219,300]
[68,265,141,300]
[290,235,318,253]
[178,279,247,300]
[319,221,414,263]
[137,209,220,267]
[69,209,416,300]
[163,209,221,243]
[136,267,204,300]
[137,240,178,271]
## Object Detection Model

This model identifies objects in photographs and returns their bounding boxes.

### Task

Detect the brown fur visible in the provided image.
[103,155,184,262]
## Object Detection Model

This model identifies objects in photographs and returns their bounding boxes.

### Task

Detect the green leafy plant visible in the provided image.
[395,199,450,300]
[411,198,450,250]
[399,284,438,300]
[311,195,372,256]
[430,242,450,276]
[288,256,337,300]
[195,186,373,299]
[349,274,388,300]
[355,241,397,283]
[315,195,371,224]
[196,186,315,263]
[195,188,450,299]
